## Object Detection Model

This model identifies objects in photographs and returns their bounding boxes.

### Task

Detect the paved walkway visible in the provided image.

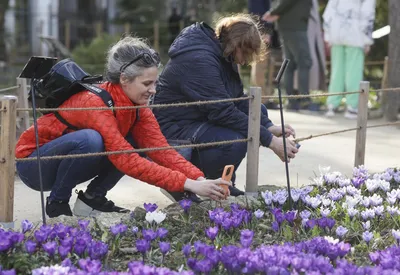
[10,110,400,226]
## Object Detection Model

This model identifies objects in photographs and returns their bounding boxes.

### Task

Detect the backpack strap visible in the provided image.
[55,84,115,132]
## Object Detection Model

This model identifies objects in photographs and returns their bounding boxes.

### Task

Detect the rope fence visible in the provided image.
[0,86,19,93]
[1,78,400,225]
[14,138,250,162]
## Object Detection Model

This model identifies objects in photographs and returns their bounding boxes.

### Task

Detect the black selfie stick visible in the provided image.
[275,59,293,209]
[30,78,47,225]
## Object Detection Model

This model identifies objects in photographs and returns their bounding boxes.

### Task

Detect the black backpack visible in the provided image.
[32,58,138,131]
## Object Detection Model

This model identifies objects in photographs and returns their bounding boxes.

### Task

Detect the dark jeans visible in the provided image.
[280,30,312,104]
[16,129,139,201]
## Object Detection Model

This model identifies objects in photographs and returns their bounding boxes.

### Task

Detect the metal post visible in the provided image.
[245,87,261,196]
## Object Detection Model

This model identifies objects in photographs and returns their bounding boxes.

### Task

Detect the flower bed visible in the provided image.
[1,166,400,274]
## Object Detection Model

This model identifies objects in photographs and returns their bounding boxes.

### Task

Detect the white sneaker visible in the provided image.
[344,106,358,120]
[73,197,101,217]
[325,105,335,117]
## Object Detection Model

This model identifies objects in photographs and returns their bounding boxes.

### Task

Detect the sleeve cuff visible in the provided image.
[260,127,273,147]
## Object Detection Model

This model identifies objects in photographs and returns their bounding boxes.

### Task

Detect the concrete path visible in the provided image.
[10,110,400,227]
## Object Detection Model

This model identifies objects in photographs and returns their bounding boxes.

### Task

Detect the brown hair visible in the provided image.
[215,13,267,65]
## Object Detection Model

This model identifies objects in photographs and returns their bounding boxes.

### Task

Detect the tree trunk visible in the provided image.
[0,0,10,62]
[386,0,400,121]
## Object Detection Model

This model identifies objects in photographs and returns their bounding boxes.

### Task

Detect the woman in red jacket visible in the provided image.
[15,36,229,218]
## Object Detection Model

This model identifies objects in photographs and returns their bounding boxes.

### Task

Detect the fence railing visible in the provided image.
[1,79,400,226]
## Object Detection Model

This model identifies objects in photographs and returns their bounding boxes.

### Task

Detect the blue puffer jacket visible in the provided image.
[153,22,274,147]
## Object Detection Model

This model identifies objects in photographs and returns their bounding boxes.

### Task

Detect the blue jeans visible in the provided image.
[16,129,139,201]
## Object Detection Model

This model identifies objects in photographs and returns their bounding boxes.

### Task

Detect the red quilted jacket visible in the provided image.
[15,82,204,192]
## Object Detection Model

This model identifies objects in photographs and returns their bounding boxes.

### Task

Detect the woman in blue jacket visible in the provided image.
[153,14,299,201]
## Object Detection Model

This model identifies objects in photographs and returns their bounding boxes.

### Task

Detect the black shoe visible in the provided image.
[73,190,129,217]
[229,185,245,197]
[160,189,203,203]
[46,197,73,218]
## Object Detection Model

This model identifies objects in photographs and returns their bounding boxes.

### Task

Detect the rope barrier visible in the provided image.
[262,91,362,100]
[12,90,364,113]
[294,121,400,143]
[15,138,250,162]
[365,121,400,129]
[0,86,19,93]
[374,87,400,93]
[15,96,252,112]
[294,127,360,142]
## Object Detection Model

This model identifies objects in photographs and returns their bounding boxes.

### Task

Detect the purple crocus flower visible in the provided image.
[285,210,297,224]
[24,240,37,254]
[132,226,139,235]
[136,239,151,254]
[221,218,232,231]
[21,220,33,233]
[34,230,48,243]
[182,244,191,258]
[391,229,400,244]
[159,241,170,254]
[110,223,128,236]
[42,241,57,257]
[326,218,336,230]
[336,226,348,237]
[240,229,254,248]
[78,219,90,230]
[58,245,71,259]
[60,236,74,247]
[271,221,279,232]
[10,233,24,244]
[61,258,73,267]
[205,226,219,241]
[254,209,264,219]
[305,219,317,229]
[194,258,213,274]
[142,229,157,241]
[179,199,192,213]
[143,203,158,213]
[87,241,109,260]
[78,258,102,273]
[363,231,374,243]
[156,228,168,239]
[0,269,16,275]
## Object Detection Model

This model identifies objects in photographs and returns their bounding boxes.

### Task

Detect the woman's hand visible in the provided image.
[268,136,299,163]
[184,178,231,201]
[268,124,296,138]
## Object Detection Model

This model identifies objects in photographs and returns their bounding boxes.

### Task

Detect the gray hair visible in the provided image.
[105,36,158,84]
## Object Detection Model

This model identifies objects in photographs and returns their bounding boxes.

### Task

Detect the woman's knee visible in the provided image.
[76,129,104,153]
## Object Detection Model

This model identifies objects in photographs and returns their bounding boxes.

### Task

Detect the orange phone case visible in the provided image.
[221,165,234,198]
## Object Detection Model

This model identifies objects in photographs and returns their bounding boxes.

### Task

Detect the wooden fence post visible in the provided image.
[153,21,160,52]
[16,78,29,137]
[354,81,370,167]
[245,87,261,195]
[0,96,18,227]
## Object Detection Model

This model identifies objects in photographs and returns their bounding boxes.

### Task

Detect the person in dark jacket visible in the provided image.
[263,0,313,110]
[153,14,299,201]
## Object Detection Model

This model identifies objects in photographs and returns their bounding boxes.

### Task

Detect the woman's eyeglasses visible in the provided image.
[120,50,161,72]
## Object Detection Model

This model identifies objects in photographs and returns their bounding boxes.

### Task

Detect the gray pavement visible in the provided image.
[10,110,400,227]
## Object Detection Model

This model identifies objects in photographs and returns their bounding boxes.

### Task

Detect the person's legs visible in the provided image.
[191,125,248,196]
[326,45,346,115]
[73,133,143,216]
[280,31,297,108]
[16,129,105,217]
[344,46,365,118]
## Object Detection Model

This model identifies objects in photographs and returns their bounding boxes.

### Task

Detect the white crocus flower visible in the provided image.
[324,236,339,244]
[145,210,166,224]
